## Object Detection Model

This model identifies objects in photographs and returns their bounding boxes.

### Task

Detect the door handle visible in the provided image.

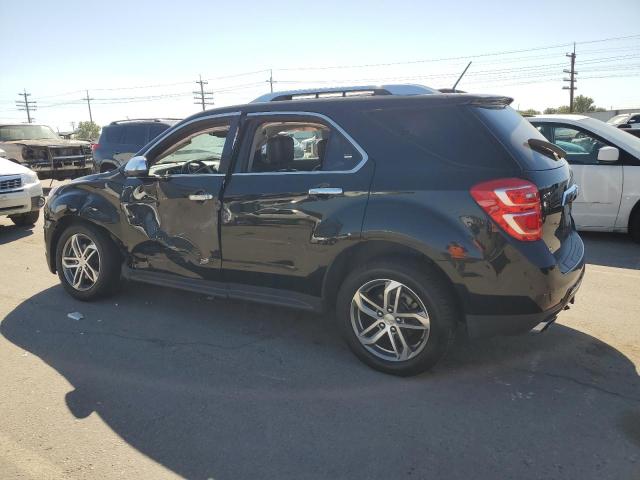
[189,193,214,201]
[308,187,343,197]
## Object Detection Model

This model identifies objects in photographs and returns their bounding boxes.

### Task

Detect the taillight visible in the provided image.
[470,178,542,242]
[91,143,99,152]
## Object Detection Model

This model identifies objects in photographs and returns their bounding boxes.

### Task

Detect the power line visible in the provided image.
[277,34,640,71]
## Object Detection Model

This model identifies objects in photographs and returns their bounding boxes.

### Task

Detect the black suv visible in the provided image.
[44,86,584,376]
[92,118,179,173]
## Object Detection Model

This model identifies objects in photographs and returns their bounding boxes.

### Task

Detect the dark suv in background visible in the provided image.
[43,85,584,376]
[92,118,179,172]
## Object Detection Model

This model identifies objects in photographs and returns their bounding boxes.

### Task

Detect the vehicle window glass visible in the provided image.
[630,115,640,124]
[150,126,229,176]
[102,126,124,144]
[471,106,560,170]
[246,120,361,173]
[123,125,147,146]
[148,124,170,142]
[323,133,361,171]
[608,114,629,125]
[0,125,59,141]
[549,126,609,165]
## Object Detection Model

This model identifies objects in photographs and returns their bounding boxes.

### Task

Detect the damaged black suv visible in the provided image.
[44,85,584,376]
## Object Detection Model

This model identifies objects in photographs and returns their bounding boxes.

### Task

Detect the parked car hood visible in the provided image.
[0,157,32,175]
[0,139,89,147]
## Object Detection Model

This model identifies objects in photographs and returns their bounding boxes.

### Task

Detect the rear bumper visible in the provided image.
[466,265,584,338]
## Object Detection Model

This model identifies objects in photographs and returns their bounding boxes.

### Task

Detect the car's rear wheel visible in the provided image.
[336,259,458,376]
[10,211,39,226]
[55,223,121,301]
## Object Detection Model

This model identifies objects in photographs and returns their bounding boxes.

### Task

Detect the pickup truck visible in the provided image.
[0,124,93,178]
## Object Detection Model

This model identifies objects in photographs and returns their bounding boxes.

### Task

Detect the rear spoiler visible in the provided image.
[469,96,513,108]
[527,138,566,161]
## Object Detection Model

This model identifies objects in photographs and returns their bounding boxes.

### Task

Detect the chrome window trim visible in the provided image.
[140,111,240,178]
[234,111,369,176]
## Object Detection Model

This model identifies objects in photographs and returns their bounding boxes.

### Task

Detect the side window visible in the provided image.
[245,118,362,173]
[629,115,640,125]
[149,125,230,176]
[549,125,609,165]
[123,125,148,146]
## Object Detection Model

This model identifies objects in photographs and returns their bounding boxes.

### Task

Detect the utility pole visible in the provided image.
[267,69,274,93]
[71,121,76,132]
[194,74,214,111]
[83,90,94,122]
[16,89,37,123]
[563,43,577,113]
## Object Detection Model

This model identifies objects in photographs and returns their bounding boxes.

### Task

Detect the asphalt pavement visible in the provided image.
[0,203,638,479]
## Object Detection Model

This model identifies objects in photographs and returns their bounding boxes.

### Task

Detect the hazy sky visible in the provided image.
[1,0,639,131]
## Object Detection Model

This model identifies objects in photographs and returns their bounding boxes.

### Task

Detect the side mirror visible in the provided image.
[124,155,149,177]
[597,146,619,163]
[618,124,632,129]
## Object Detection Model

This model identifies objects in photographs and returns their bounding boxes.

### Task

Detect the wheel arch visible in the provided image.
[48,215,124,273]
[321,239,464,319]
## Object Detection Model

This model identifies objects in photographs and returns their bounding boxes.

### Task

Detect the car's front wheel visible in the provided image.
[55,223,121,301]
[10,211,39,226]
[337,259,458,376]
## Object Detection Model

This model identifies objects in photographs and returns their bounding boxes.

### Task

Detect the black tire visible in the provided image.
[336,259,458,376]
[55,223,122,301]
[10,210,39,226]
[630,208,640,243]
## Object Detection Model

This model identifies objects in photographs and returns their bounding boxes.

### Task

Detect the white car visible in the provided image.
[0,148,44,226]
[607,112,640,129]
[529,115,640,242]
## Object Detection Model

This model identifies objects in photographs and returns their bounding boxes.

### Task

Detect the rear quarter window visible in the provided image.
[362,105,515,170]
[473,107,566,171]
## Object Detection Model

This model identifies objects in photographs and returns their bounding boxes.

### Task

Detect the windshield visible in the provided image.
[0,125,60,141]
[607,114,630,125]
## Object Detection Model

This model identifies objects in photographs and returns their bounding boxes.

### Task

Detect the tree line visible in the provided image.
[518,95,607,116]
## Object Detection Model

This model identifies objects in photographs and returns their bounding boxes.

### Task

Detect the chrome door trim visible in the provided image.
[232,111,369,176]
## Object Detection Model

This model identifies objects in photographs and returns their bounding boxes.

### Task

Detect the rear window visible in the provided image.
[123,125,148,145]
[473,106,565,171]
[363,105,514,170]
[101,125,124,144]
[148,123,171,143]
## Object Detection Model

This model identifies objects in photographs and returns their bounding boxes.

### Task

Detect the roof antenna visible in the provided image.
[452,61,472,92]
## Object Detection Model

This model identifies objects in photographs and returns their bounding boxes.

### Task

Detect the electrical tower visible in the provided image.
[16,89,37,123]
[563,43,577,113]
[194,75,214,111]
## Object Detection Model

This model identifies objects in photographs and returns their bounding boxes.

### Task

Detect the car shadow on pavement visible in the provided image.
[0,223,35,244]
[2,284,639,480]
[581,231,640,270]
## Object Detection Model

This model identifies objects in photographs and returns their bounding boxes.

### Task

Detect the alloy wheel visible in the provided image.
[61,233,101,291]
[350,279,431,362]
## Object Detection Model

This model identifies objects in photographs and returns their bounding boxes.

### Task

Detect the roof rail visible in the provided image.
[251,84,437,103]
[109,118,182,125]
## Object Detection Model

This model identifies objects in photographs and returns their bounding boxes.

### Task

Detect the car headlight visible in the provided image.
[21,170,39,185]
